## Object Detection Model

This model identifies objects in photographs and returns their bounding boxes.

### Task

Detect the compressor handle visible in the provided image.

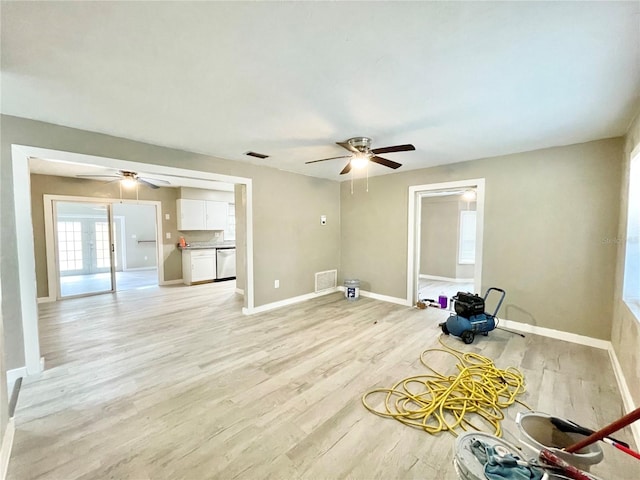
[484,287,506,317]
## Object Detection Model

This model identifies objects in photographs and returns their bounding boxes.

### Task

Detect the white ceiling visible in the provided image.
[2,2,639,181]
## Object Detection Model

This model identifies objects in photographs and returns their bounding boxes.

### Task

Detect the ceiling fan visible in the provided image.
[305,137,415,174]
[76,170,171,189]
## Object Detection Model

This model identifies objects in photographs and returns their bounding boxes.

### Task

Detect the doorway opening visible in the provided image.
[12,144,255,375]
[407,179,485,307]
[49,199,162,299]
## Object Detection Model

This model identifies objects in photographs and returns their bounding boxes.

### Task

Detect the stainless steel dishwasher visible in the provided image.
[216,248,236,280]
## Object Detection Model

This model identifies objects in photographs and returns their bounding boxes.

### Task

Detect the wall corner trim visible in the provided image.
[0,418,15,480]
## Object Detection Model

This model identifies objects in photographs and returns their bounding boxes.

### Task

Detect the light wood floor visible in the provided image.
[9,283,638,479]
[60,269,159,297]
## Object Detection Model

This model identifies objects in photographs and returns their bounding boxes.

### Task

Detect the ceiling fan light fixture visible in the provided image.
[351,153,369,169]
[120,175,137,189]
[462,189,476,201]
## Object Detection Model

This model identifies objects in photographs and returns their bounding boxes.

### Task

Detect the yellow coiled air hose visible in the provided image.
[362,335,530,437]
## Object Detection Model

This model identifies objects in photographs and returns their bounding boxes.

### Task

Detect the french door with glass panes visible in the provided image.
[54,201,115,298]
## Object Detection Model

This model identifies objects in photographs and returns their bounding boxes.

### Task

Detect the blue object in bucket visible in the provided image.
[471,439,543,480]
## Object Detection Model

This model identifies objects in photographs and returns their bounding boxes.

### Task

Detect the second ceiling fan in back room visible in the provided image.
[305,137,415,175]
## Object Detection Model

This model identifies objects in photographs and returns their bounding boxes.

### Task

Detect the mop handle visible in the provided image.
[603,438,640,460]
[539,449,591,480]
[565,406,640,454]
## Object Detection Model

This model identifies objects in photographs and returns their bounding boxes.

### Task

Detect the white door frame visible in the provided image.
[407,178,485,306]
[11,144,255,375]
[44,196,163,301]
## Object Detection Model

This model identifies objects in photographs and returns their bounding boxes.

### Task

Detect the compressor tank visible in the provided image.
[445,313,496,337]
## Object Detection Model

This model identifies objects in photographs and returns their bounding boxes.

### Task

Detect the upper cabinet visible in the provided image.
[205,200,227,230]
[177,199,205,230]
[177,199,228,231]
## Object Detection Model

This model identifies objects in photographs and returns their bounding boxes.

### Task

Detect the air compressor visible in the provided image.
[440,287,506,344]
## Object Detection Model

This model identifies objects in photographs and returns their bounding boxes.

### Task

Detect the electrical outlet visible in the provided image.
[165,213,170,220]
[320,215,327,225]
[215,232,221,237]
[274,280,279,289]
[166,232,171,239]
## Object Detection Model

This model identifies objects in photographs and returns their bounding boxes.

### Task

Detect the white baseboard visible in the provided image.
[123,266,157,271]
[0,417,15,480]
[498,318,610,350]
[607,345,640,448]
[37,296,55,304]
[235,288,244,295]
[160,279,184,285]
[336,286,410,306]
[419,274,474,283]
[243,287,339,315]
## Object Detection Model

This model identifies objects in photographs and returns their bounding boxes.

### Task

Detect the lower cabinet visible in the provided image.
[182,250,216,285]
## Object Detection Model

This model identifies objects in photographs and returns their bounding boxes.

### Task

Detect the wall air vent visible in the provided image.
[315,269,337,293]
[245,151,270,159]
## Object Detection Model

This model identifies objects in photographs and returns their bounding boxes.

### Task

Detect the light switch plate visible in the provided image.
[166,232,171,239]
[165,213,170,220]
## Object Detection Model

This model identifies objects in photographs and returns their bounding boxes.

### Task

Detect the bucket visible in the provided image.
[453,431,602,480]
[344,279,360,300]
[516,411,603,472]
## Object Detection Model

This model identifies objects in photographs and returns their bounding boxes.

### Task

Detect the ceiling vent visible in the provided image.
[245,151,270,159]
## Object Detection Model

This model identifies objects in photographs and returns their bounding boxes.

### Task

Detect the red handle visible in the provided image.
[566,407,640,454]
[539,449,591,480]
[610,440,640,461]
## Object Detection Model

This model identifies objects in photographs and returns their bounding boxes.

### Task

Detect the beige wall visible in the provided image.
[612,108,640,408]
[30,174,182,298]
[341,138,623,339]
[420,196,459,278]
[420,196,476,279]
[2,114,340,371]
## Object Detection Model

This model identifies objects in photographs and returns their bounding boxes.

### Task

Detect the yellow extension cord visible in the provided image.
[362,335,531,437]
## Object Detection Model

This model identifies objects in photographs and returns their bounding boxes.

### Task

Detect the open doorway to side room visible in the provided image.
[13,144,254,376]
[407,179,485,308]
[44,194,164,300]
[418,192,476,305]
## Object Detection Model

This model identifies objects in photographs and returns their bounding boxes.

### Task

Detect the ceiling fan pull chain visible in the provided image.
[366,163,369,193]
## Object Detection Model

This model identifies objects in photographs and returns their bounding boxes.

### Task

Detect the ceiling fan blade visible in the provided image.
[305,155,351,164]
[370,156,402,169]
[336,141,359,153]
[370,144,415,155]
[137,178,160,189]
[139,176,170,185]
[339,161,352,175]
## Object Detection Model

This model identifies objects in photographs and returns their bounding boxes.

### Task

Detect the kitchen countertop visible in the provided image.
[178,243,235,250]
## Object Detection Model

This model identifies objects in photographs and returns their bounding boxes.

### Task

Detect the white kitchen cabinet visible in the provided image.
[177,199,206,230]
[205,200,228,230]
[182,249,216,285]
[177,199,228,231]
